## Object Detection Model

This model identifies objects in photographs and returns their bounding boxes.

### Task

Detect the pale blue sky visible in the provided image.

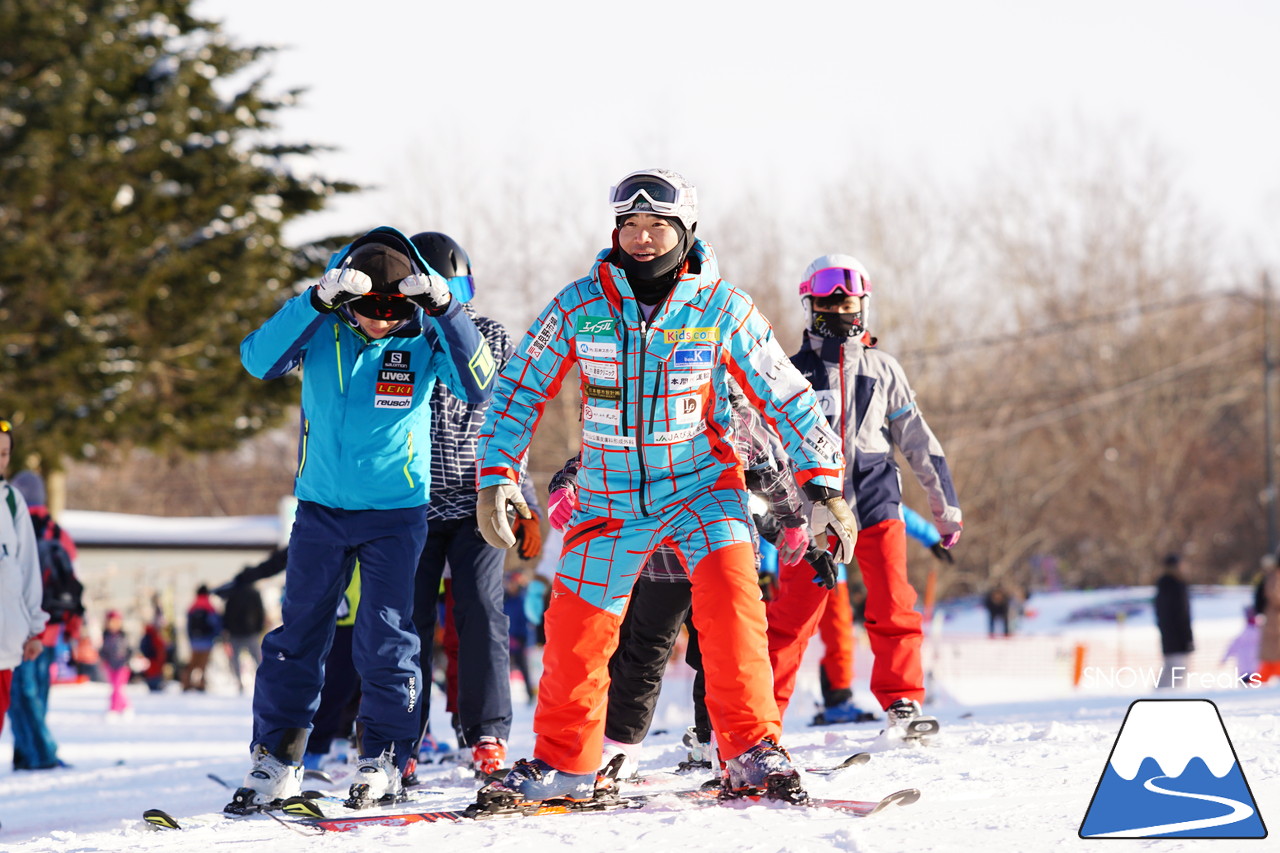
[196,0,1280,262]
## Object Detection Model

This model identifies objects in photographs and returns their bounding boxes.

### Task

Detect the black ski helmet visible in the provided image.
[410,231,474,302]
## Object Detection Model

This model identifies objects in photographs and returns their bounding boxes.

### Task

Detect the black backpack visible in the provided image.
[186,607,216,640]
[28,513,85,623]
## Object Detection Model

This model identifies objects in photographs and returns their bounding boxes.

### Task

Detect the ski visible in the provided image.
[296,786,921,831]
[894,716,941,739]
[804,752,871,775]
[144,806,320,836]
[811,708,879,725]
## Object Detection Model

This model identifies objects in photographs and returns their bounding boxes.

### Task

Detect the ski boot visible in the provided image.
[472,736,508,780]
[469,757,599,817]
[600,738,641,781]
[225,745,303,814]
[812,699,878,726]
[884,698,940,739]
[678,726,714,772]
[721,738,807,803]
[345,749,406,809]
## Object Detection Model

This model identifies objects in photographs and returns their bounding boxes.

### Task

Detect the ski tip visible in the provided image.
[303,768,335,784]
[143,808,181,830]
[874,788,921,813]
[282,796,327,819]
[846,752,872,766]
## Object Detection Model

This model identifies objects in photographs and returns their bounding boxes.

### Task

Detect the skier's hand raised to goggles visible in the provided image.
[805,486,858,565]
[477,483,533,549]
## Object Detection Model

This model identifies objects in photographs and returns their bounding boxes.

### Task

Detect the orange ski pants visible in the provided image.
[767,518,923,713]
[532,489,780,774]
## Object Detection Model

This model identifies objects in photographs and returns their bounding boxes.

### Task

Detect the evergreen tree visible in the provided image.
[0,1,358,473]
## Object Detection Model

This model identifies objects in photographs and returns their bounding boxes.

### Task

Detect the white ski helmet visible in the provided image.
[609,168,698,231]
[800,254,872,337]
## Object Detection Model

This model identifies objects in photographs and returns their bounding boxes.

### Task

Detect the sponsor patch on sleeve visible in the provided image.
[469,343,496,388]
[748,338,808,398]
[802,424,841,464]
[525,313,560,360]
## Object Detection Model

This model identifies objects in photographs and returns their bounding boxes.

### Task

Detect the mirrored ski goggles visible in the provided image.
[352,291,415,321]
[0,419,11,433]
[447,274,474,304]
[609,175,688,217]
[801,266,869,298]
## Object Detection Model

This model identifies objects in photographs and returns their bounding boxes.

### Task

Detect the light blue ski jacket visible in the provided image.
[241,229,494,511]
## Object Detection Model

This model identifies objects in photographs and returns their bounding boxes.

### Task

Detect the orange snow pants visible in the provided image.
[817,580,855,697]
[532,489,780,775]
[767,518,923,713]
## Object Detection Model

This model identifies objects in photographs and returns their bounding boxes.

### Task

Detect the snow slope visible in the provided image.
[4,587,1277,852]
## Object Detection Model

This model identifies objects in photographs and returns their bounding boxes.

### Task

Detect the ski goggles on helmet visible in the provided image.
[800,266,870,299]
[609,174,691,219]
[447,274,475,304]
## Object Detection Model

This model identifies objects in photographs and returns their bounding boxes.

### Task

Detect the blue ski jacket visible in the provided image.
[241,229,493,511]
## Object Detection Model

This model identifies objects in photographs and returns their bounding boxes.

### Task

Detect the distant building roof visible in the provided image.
[60,510,281,550]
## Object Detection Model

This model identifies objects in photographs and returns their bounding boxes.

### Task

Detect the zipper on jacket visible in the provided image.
[297,419,310,477]
[563,518,609,553]
[649,361,663,423]
[402,431,415,488]
[333,325,344,395]
[636,319,651,516]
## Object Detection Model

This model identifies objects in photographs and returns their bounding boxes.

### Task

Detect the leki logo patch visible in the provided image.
[1079,699,1266,839]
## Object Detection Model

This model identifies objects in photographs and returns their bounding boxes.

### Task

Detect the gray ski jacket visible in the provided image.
[790,332,962,535]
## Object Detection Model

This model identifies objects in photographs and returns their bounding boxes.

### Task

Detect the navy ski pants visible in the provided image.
[413,515,511,748]
[252,501,426,769]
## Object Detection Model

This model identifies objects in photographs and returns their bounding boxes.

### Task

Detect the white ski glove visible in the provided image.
[477,482,532,549]
[399,273,452,316]
[810,496,858,565]
[312,266,372,311]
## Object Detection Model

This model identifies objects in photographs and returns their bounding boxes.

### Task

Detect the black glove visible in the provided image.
[806,545,838,590]
[930,542,955,564]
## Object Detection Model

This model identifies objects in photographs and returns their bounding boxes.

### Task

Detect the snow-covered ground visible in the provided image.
[3,586,1277,852]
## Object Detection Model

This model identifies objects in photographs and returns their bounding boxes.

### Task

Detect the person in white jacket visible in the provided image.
[0,419,49,736]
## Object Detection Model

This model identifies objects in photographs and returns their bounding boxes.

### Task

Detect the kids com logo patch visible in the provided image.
[1079,699,1266,839]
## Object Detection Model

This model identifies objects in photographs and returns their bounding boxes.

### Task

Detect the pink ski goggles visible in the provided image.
[800,266,869,298]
